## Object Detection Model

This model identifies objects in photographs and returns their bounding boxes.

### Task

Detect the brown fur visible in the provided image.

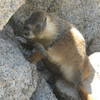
[18,10,94,100]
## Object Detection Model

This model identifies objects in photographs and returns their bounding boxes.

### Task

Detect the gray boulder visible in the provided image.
[31,78,57,100]
[0,25,38,100]
[0,0,24,30]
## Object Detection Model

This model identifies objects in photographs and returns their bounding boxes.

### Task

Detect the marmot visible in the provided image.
[16,10,94,100]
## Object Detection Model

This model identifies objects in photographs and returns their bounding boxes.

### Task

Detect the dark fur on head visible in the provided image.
[23,11,47,39]
[18,10,58,48]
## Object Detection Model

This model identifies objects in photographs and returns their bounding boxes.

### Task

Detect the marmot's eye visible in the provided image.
[23,32,29,37]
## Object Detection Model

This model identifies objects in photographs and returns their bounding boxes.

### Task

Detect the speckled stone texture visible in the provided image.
[0,0,24,30]
[0,26,38,99]
[31,78,57,100]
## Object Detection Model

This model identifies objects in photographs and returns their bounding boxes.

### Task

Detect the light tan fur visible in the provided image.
[37,16,57,40]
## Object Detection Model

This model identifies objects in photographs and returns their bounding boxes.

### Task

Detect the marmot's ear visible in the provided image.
[43,16,47,25]
[44,16,47,23]
[35,17,47,33]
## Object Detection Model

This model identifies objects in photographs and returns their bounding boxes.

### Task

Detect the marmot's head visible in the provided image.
[19,11,57,43]
[23,11,47,39]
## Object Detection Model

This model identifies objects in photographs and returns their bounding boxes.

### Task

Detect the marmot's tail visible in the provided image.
[79,86,95,100]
